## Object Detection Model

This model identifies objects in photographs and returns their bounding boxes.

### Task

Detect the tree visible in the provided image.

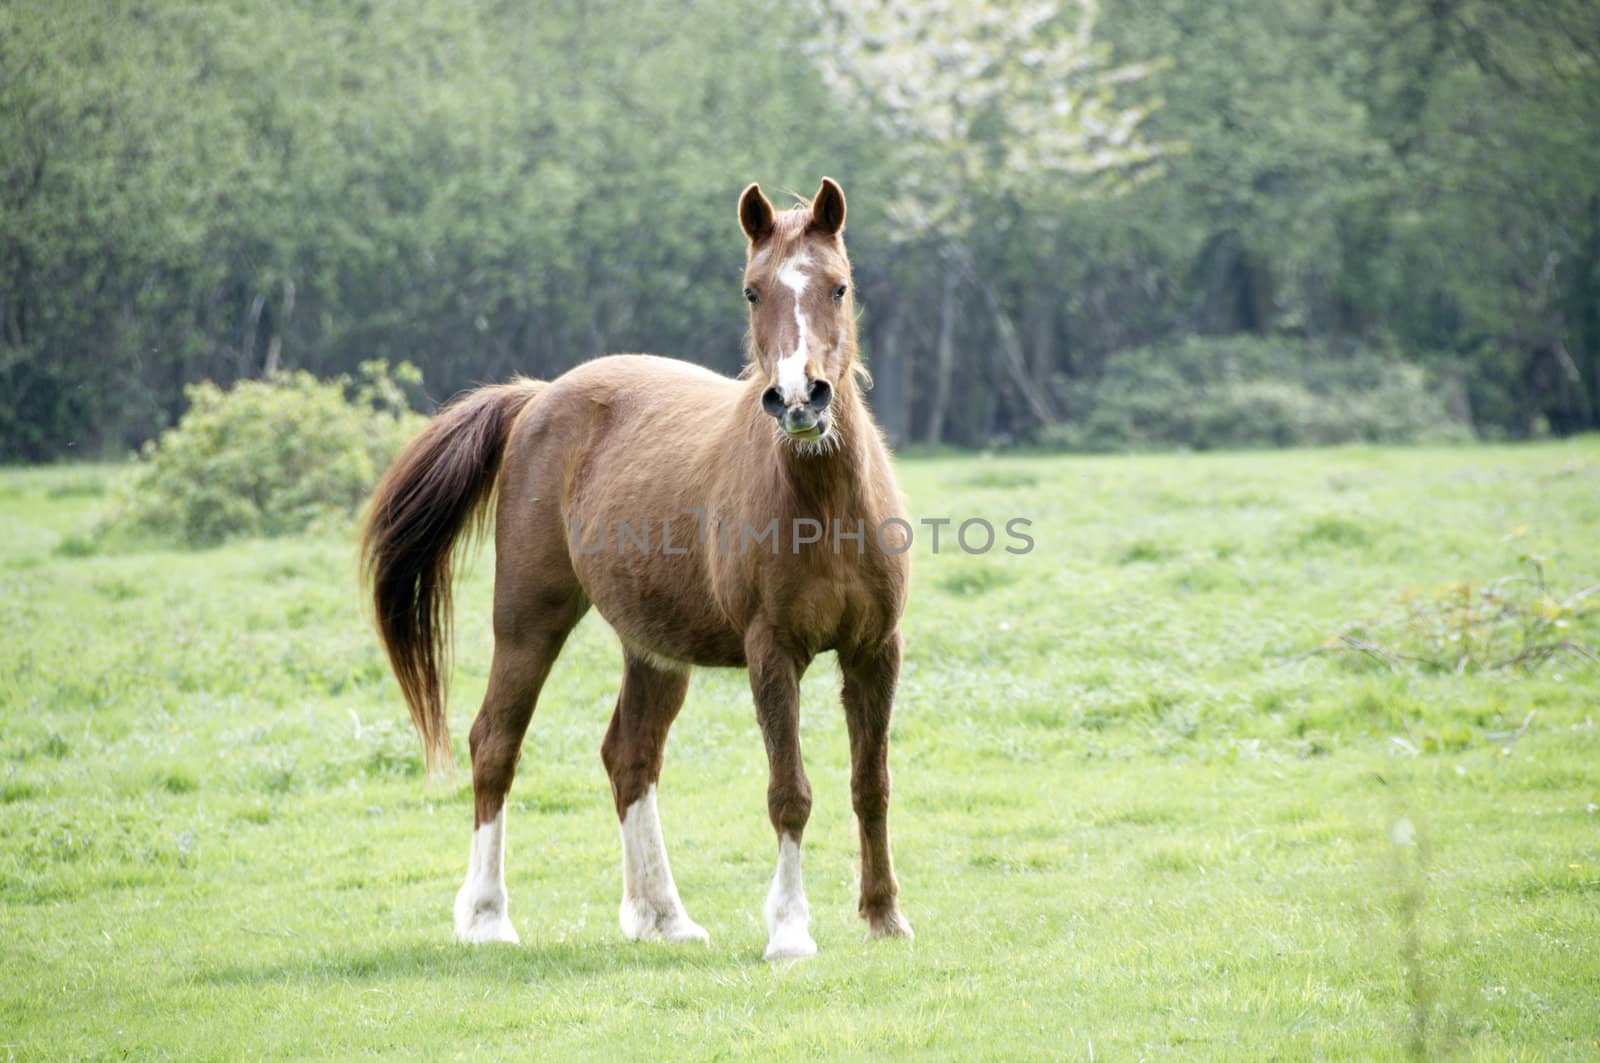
[3,0,1596,458]
[812,0,1164,443]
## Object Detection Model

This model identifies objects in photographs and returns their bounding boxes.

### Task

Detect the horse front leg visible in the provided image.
[746,623,816,961]
[842,631,912,939]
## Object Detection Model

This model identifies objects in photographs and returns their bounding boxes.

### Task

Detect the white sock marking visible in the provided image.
[619,784,708,943]
[763,833,816,961]
[775,251,813,405]
[453,809,519,944]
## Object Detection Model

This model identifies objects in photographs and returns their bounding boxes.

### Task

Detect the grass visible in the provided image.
[3,441,1599,1059]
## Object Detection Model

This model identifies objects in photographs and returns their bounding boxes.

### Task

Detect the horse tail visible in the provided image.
[360,378,545,777]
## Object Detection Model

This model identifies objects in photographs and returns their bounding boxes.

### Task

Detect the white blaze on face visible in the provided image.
[762,832,817,961]
[618,784,708,943]
[453,808,519,944]
[774,250,814,406]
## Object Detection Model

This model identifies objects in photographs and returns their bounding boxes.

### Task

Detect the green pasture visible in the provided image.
[2,442,1598,1059]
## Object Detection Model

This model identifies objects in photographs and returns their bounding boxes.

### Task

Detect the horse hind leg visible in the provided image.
[454,575,585,945]
[602,652,707,944]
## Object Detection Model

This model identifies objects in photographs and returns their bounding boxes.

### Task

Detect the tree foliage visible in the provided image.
[2,0,1596,458]
[814,0,1163,233]
[1044,337,1471,451]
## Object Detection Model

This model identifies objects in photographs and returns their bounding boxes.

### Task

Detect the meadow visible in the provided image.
[2,441,1597,1059]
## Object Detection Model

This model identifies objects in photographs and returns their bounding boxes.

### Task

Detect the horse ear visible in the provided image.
[739,183,776,244]
[808,177,846,236]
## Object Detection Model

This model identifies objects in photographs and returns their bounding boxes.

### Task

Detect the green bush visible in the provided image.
[109,362,425,547]
[1046,337,1473,452]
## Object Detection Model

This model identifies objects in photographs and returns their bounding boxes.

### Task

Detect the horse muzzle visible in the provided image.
[763,379,832,439]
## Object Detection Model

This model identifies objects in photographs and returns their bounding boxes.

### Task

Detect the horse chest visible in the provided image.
[762,546,904,654]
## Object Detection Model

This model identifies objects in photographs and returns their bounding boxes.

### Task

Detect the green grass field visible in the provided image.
[3,442,1598,1059]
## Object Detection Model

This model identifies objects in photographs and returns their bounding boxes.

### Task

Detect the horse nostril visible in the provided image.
[761,387,785,418]
[806,379,832,411]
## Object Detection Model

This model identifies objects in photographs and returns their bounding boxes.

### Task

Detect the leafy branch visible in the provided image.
[1322,555,1600,674]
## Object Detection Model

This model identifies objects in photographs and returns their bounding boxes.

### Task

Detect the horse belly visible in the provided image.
[575,549,747,668]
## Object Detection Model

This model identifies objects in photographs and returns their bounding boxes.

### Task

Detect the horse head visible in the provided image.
[738,177,857,447]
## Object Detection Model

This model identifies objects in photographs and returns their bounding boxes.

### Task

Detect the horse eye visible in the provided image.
[744,286,759,304]
[833,284,848,302]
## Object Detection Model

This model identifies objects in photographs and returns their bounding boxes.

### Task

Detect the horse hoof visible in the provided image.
[865,907,913,940]
[455,910,520,945]
[672,920,710,943]
[621,901,709,944]
[657,915,710,944]
[763,929,818,962]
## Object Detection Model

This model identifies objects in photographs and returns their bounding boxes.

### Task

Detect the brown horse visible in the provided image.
[361,178,912,960]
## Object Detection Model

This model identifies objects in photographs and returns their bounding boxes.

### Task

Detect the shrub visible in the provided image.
[1045,337,1473,451]
[110,361,425,547]
[1325,556,1600,674]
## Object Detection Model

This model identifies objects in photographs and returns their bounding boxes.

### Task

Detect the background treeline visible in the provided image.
[3,0,1598,460]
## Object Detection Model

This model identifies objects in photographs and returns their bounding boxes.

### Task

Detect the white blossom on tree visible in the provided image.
[811,0,1165,237]
[811,0,1165,440]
